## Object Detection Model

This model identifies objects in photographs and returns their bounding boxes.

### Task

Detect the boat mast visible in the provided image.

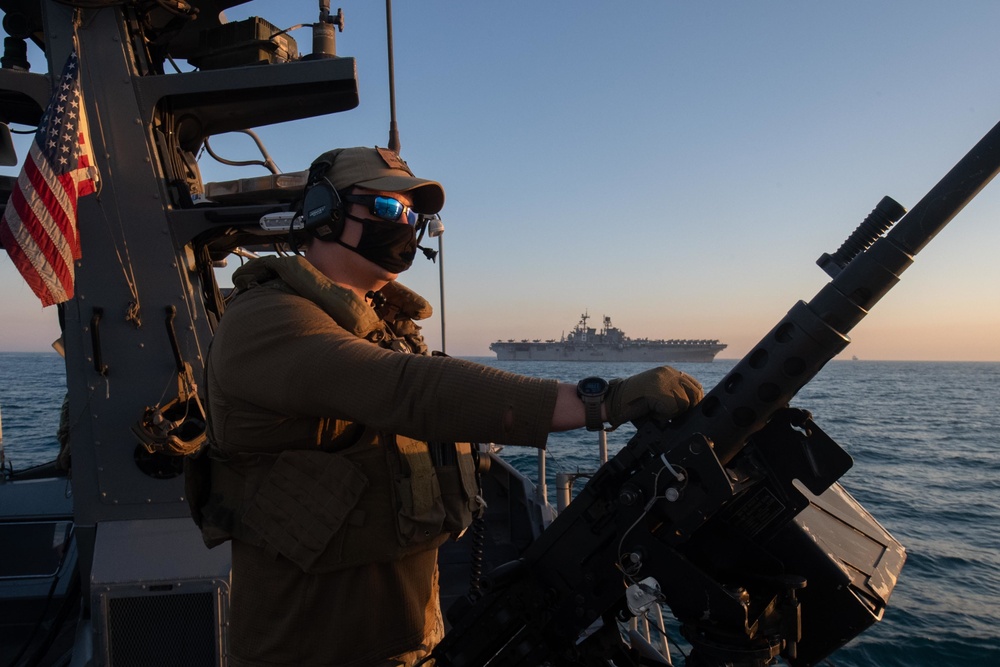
[2,3,361,658]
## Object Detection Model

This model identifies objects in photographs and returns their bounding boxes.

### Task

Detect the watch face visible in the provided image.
[579,376,608,396]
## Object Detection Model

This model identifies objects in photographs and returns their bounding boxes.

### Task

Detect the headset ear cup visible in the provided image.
[301,177,345,242]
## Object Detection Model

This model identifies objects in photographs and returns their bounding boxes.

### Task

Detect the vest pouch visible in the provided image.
[242,449,369,572]
[436,466,475,536]
[438,443,485,536]
[195,451,259,549]
[386,435,446,546]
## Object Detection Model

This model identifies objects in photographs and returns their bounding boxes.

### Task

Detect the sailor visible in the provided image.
[193,146,703,667]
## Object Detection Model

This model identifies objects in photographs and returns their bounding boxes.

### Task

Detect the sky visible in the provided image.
[2,0,1000,361]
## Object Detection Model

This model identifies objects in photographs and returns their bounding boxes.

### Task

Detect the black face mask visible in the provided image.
[339,215,417,273]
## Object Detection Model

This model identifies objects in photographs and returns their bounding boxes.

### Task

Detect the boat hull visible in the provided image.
[490,343,726,362]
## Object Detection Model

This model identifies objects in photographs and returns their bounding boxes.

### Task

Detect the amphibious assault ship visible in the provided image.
[490,313,727,362]
[6,1,1000,666]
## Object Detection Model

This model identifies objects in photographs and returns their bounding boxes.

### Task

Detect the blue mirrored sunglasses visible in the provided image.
[343,194,419,226]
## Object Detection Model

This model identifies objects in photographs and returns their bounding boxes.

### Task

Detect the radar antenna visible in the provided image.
[385,0,401,153]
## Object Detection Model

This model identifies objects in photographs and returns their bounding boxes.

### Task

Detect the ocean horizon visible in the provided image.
[1,353,998,666]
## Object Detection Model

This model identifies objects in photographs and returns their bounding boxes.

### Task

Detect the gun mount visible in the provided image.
[433,119,1000,666]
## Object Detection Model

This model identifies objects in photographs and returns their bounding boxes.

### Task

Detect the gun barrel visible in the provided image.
[891,120,1000,257]
[688,118,1000,465]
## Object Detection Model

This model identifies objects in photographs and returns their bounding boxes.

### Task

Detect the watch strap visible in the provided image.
[582,394,604,432]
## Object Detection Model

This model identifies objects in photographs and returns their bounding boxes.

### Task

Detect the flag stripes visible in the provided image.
[1,50,98,307]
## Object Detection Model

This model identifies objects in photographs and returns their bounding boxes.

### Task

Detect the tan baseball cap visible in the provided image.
[311,146,445,214]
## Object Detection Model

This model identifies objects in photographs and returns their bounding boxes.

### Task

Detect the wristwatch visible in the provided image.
[577,376,609,432]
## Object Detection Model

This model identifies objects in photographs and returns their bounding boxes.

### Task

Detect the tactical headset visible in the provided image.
[300,157,344,242]
[297,153,433,248]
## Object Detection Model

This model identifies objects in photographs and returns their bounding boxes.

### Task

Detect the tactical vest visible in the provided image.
[187,256,484,573]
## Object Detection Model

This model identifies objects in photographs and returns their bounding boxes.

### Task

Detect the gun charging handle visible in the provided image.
[816,195,907,278]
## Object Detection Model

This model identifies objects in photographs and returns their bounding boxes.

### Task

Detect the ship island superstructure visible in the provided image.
[490,313,727,362]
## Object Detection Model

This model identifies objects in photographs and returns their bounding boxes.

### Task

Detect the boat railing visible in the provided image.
[553,429,608,512]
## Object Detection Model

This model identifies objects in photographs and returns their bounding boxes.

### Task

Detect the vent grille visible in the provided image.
[107,591,218,666]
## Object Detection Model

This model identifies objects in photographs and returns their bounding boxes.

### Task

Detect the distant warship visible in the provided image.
[490,313,727,362]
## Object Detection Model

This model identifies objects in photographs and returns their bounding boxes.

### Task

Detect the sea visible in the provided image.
[1,352,998,666]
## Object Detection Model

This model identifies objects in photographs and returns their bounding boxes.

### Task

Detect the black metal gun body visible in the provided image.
[434,119,1000,667]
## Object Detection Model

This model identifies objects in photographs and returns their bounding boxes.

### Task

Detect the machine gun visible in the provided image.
[433,119,1000,667]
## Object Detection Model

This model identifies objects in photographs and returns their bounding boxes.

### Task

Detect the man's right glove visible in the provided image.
[605,366,704,429]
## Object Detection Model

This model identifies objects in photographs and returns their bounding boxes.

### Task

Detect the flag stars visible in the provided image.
[3,49,95,308]
[28,51,93,172]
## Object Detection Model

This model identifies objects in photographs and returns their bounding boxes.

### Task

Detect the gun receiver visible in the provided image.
[434,119,1000,667]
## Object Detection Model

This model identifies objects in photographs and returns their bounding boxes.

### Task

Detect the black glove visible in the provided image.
[605,366,703,428]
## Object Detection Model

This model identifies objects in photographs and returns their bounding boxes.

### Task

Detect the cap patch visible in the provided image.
[376,147,414,176]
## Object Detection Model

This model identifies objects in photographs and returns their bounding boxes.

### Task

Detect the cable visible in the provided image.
[615,462,688,580]
[202,130,280,174]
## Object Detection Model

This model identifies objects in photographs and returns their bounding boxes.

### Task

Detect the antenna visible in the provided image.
[385,0,400,153]
[427,215,446,352]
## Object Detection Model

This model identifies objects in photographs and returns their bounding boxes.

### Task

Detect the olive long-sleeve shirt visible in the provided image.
[206,257,558,667]
[208,277,558,455]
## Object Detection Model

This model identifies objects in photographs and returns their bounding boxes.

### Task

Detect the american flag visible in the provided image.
[0,50,99,307]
